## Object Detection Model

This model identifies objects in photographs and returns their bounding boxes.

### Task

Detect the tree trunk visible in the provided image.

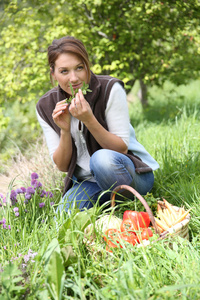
[139,78,148,107]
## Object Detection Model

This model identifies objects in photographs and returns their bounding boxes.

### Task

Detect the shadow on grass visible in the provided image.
[144,98,200,125]
[129,80,200,126]
[131,95,200,126]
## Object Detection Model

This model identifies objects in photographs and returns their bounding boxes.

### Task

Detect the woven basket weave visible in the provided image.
[111,185,191,241]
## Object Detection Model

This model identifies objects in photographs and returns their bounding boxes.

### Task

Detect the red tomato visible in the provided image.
[103,229,121,248]
[123,210,150,229]
[119,231,137,246]
[141,228,153,240]
[120,218,138,232]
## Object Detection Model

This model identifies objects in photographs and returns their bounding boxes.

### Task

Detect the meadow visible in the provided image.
[0,80,200,299]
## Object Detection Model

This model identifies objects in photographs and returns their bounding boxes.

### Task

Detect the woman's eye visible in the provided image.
[77,66,83,71]
[61,70,68,74]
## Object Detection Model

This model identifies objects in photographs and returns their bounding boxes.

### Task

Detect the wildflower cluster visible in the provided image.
[0,172,56,229]
[0,217,11,230]
[0,248,38,274]
[10,248,38,269]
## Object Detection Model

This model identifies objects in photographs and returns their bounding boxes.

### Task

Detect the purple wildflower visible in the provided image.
[0,193,4,199]
[36,181,42,188]
[26,187,35,194]
[8,225,11,230]
[39,202,45,208]
[50,202,55,206]
[23,255,29,263]
[31,179,42,189]
[10,190,17,201]
[31,179,36,186]
[15,212,19,217]
[11,200,17,206]
[16,188,23,194]
[28,249,38,257]
[4,246,6,250]
[23,249,38,264]
[32,180,38,189]
[13,207,19,213]
[25,193,32,200]
[20,187,26,193]
[40,190,46,198]
[31,172,39,180]
[0,203,2,207]
[0,218,6,224]
[46,191,53,198]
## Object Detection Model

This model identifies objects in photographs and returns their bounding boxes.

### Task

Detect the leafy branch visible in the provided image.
[65,82,92,104]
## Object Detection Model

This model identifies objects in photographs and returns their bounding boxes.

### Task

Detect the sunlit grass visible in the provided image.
[1,80,200,299]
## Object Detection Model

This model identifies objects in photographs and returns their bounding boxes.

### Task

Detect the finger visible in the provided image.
[59,99,68,104]
[52,104,69,118]
[75,92,82,109]
[78,89,85,101]
[54,103,68,113]
[70,98,77,110]
[52,110,63,119]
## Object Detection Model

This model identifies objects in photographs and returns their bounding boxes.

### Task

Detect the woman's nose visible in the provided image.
[70,71,78,82]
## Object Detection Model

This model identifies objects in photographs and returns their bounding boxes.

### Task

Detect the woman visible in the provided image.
[36,36,159,213]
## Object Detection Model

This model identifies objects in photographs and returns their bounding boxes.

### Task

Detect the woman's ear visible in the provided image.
[50,68,57,81]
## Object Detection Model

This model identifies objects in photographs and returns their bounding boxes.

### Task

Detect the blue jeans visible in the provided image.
[59,149,154,213]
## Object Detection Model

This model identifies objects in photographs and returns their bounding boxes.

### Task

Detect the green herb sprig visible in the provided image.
[65,82,92,104]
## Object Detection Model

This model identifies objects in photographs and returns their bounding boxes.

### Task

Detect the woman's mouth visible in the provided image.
[71,83,82,90]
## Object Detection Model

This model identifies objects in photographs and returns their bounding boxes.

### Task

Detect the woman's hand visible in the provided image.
[52,99,72,172]
[69,89,128,154]
[52,100,71,132]
[69,89,94,123]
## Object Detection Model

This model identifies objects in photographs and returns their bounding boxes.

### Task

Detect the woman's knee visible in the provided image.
[90,149,114,172]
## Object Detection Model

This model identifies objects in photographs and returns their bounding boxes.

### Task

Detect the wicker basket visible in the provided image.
[111,185,191,241]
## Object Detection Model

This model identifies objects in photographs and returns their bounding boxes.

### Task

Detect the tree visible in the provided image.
[1,0,200,107]
[66,0,200,105]
[0,0,200,160]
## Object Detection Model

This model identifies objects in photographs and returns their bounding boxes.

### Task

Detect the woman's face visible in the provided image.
[52,53,88,95]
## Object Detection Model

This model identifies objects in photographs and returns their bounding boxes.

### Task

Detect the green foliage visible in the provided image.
[0,100,40,164]
[1,0,200,102]
[1,0,200,296]
[0,263,25,300]
[46,242,65,300]
[0,0,200,158]
[0,82,196,298]
[67,0,200,87]
[66,82,92,103]
[129,79,200,126]
[97,238,200,299]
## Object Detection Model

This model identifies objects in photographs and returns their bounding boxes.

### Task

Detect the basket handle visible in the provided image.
[111,185,159,234]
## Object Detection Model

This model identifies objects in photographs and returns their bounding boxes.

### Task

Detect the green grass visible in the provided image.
[1,80,200,299]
